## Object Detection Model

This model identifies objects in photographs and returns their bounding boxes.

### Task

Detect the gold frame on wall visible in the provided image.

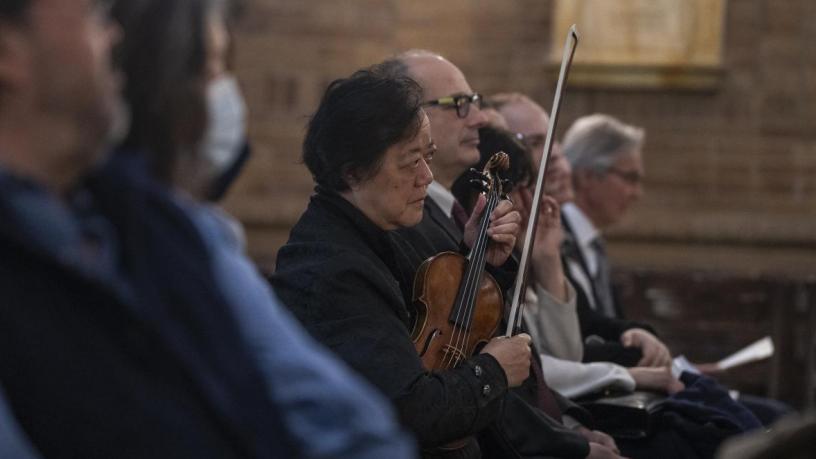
[551,0,727,90]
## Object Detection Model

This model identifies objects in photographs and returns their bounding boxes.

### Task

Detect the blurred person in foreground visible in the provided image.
[0,0,414,456]
[110,0,417,456]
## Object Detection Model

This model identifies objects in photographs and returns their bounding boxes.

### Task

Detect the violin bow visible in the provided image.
[505,24,579,337]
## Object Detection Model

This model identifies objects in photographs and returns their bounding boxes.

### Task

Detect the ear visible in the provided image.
[572,169,592,191]
[0,24,31,94]
[342,166,361,190]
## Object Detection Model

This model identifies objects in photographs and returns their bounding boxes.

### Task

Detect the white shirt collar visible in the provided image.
[426,181,456,218]
[562,202,601,276]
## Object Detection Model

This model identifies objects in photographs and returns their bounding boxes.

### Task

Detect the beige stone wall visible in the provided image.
[225,0,816,277]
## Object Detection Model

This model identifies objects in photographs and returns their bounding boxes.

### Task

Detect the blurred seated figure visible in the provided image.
[0,0,414,456]
[109,0,418,456]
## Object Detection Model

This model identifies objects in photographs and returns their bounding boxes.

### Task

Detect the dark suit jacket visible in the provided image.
[394,197,591,459]
[274,189,508,457]
[560,214,655,367]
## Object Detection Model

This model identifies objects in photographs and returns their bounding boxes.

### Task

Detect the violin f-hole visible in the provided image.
[418,329,442,357]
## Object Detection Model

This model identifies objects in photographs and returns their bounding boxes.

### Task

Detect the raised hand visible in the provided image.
[621,328,672,368]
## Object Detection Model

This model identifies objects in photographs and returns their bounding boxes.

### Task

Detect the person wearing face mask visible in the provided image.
[201,75,251,201]
[107,0,418,457]
[198,3,251,203]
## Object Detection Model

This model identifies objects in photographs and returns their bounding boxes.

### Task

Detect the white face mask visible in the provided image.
[201,75,247,178]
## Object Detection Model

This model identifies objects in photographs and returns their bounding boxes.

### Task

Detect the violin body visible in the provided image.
[411,251,502,370]
[408,152,508,452]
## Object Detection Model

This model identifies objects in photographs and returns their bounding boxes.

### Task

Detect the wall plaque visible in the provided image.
[551,0,727,89]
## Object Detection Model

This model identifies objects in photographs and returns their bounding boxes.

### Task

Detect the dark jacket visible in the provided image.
[273,189,508,456]
[395,198,591,459]
[560,215,654,367]
[0,154,293,458]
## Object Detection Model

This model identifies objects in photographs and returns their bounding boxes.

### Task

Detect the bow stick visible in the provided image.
[505,24,579,337]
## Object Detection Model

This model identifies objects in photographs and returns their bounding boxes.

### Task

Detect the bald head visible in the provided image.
[399,52,464,100]
[493,93,549,140]
[490,92,574,204]
[393,51,487,189]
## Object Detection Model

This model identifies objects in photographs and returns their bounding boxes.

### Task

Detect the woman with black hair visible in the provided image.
[273,65,533,459]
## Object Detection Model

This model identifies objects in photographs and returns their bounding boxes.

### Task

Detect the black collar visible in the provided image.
[312,187,395,260]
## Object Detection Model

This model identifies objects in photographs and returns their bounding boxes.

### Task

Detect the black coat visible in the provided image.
[395,198,591,459]
[560,215,656,367]
[273,189,508,456]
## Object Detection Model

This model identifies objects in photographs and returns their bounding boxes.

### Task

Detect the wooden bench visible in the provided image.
[613,269,816,410]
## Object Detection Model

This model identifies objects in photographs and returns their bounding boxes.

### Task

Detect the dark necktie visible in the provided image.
[515,312,562,421]
[590,236,616,318]
[451,200,469,232]
[530,352,563,421]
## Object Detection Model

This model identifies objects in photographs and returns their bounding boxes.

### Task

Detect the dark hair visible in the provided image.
[452,125,533,213]
[302,63,424,191]
[0,0,29,21]
[111,0,213,183]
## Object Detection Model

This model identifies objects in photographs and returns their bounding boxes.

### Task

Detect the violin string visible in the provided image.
[443,192,488,369]
[446,196,488,368]
[446,188,497,368]
[441,188,489,368]
[463,191,495,334]
[444,185,492,368]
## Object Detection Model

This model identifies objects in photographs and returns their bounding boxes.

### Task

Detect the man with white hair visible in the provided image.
[561,114,792,427]
[560,114,672,368]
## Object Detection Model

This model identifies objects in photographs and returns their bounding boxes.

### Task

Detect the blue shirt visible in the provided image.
[0,163,416,458]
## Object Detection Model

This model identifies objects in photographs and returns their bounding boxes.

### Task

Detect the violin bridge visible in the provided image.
[442,345,465,367]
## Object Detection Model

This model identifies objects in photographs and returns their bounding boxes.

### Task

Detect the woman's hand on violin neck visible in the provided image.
[464,195,521,267]
[480,333,532,388]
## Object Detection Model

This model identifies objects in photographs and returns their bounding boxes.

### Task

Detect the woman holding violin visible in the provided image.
[273,64,531,458]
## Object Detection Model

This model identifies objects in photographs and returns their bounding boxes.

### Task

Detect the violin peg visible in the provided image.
[469,178,488,192]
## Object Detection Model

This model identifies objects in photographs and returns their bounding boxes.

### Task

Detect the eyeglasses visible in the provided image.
[606,167,643,185]
[422,93,482,119]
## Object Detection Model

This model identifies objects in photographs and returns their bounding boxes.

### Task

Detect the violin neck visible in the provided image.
[448,189,500,328]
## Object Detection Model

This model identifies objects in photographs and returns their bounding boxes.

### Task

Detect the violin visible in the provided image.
[411,151,510,371]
